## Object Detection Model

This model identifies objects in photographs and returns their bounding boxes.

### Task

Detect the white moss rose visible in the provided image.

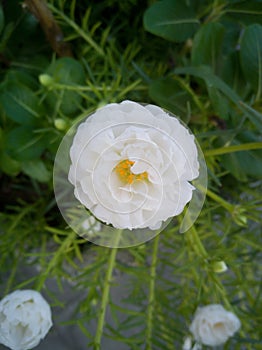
[0,290,52,350]
[189,304,241,347]
[69,100,199,230]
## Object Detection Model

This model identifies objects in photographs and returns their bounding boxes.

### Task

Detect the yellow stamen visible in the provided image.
[114,159,148,184]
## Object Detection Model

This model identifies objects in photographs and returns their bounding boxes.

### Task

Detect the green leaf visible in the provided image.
[222,151,249,182]
[220,19,241,56]
[5,127,46,161]
[175,65,240,102]
[21,160,51,182]
[189,0,211,14]
[6,69,39,91]
[207,86,230,120]
[149,77,193,119]
[225,0,262,25]
[0,21,15,52]
[240,24,262,97]
[45,57,85,115]
[239,101,262,130]
[174,65,262,129]
[192,22,225,71]
[217,131,262,181]
[0,81,42,126]
[0,4,4,35]
[47,57,85,85]
[3,0,45,57]
[143,0,200,43]
[221,51,248,97]
[0,127,3,149]
[0,152,21,176]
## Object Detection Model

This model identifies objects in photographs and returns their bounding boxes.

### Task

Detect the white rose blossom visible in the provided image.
[0,290,52,350]
[189,304,241,347]
[69,100,199,230]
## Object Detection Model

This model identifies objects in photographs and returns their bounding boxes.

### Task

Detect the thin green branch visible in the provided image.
[116,79,145,99]
[93,230,122,350]
[209,273,234,310]
[256,38,262,101]
[4,254,19,295]
[7,203,38,234]
[35,230,76,290]
[204,142,262,157]
[44,80,146,92]
[206,188,234,212]
[205,189,248,226]
[48,4,104,56]
[173,75,206,114]
[186,225,232,310]
[145,234,160,350]
[186,225,209,260]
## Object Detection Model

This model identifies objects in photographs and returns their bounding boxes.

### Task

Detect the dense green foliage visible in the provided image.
[0,0,261,349]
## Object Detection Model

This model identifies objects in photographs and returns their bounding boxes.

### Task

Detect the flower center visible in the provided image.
[114,159,148,184]
[213,322,225,330]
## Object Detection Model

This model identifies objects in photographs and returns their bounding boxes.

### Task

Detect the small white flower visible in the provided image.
[69,101,199,230]
[189,304,241,347]
[0,290,52,350]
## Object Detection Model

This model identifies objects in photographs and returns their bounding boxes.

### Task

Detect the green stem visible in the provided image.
[204,142,262,157]
[116,80,144,99]
[145,234,160,350]
[48,4,104,56]
[210,274,232,310]
[206,188,234,212]
[186,225,209,260]
[186,227,232,310]
[94,230,122,350]
[35,230,76,290]
[173,75,205,114]
[204,2,226,23]
[45,80,146,92]
[4,254,19,295]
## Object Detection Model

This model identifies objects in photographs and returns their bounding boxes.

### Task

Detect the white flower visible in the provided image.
[69,100,199,230]
[189,304,241,347]
[0,290,52,350]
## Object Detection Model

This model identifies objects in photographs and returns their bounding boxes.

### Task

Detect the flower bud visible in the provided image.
[212,260,228,273]
[54,118,68,131]
[232,205,247,226]
[39,74,54,87]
